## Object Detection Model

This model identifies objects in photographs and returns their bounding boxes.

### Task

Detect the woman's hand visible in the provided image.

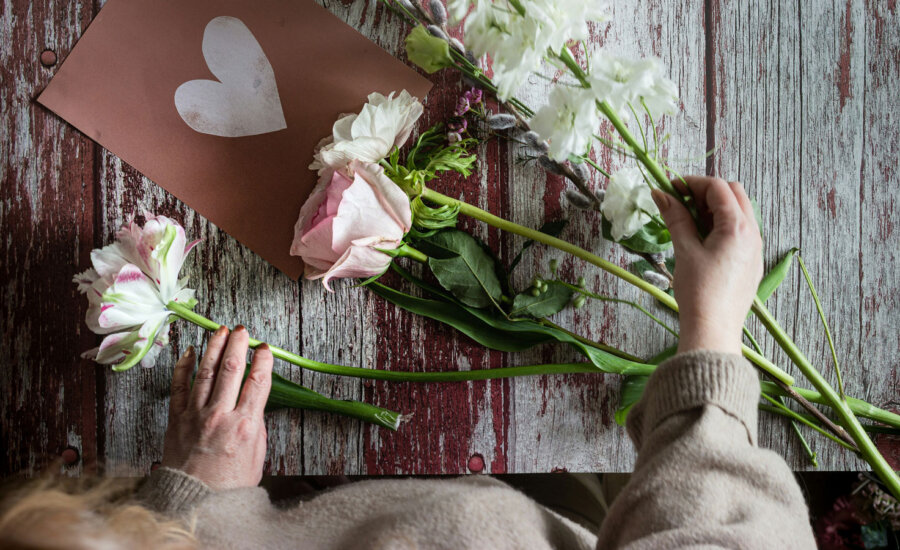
[652,176,763,355]
[161,326,273,490]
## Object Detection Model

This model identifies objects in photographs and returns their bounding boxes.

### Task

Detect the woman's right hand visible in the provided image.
[651,176,763,356]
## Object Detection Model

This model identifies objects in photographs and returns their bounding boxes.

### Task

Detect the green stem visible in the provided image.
[538,319,643,363]
[759,395,856,453]
[557,280,679,337]
[752,298,900,499]
[167,301,612,381]
[759,381,900,428]
[261,368,404,430]
[797,255,846,398]
[420,187,796,386]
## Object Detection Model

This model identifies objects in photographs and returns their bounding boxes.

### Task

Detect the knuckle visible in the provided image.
[195,366,215,381]
[246,370,270,388]
[170,382,190,397]
[236,416,258,440]
[221,357,244,375]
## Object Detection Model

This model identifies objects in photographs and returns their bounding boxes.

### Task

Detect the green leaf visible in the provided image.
[757,247,797,303]
[629,256,676,277]
[602,217,672,254]
[508,219,568,272]
[411,196,459,232]
[383,264,655,376]
[510,282,574,318]
[405,25,454,73]
[366,282,535,352]
[421,230,503,308]
[613,345,676,425]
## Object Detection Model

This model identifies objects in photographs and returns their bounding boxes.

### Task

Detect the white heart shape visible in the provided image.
[175,16,287,138]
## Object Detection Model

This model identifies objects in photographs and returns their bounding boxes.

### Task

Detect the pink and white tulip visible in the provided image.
[74,214,198,370]
[291,161,412,290]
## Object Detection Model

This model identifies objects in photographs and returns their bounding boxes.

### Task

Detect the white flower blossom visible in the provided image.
[600,167,659,241]
[310,91,424,174]
[529,86,599,161]
[587,51,679,122]
[452,0,608,100]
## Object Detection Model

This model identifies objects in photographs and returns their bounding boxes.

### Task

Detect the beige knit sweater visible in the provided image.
[138,351,817,549]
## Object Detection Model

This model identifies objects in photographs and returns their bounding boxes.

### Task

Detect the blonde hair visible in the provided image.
[0,474,197,550]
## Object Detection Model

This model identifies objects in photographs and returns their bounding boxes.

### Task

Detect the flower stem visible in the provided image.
[420,187,796,386]
[760,394,856,453]
[166,301,635,380]
[759,381,900,428]
[752,297,900,498]
[262,369,404,430]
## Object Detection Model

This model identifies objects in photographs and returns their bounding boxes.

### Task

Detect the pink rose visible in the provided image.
[291,160,412,290]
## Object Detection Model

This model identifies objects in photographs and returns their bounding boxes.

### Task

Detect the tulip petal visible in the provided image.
[97,264,167,331]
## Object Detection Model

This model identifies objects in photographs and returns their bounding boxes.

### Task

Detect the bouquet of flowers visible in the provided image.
[75,0,900,499]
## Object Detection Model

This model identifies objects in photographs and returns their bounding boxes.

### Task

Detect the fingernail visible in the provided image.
[180,346,195,360]
[258,343,270,351]
[651,189,669,210]
[234,325,246,333]
[215,325,228,336]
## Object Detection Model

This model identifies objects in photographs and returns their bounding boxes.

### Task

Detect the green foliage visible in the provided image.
[420,229,503,309]
[614,346,676,425]
[757,248,797,303]
[602,216,672,254]
[382,124,478,197]
[369,263,654,376]
[411,196,459,235]
[510,282,574,318]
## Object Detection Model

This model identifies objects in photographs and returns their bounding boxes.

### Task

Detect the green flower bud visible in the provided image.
[549,259,559,273]
[530,287,541,297]
[406,26,454,74]
[573,295,586,309]
[577,276,586,287]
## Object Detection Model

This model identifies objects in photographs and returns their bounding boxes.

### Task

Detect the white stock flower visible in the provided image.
[600,167,659,241]
[310,91,424,174]
[529,86,599,161]
[74,214,198,370]
[587,51,679,122]
[456,0,608,100]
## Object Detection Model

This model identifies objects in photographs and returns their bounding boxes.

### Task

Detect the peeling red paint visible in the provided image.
[836,1,854,110]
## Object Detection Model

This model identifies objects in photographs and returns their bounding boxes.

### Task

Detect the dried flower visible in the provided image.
[487,113,517,130]
[429,0,448,25]
[464,88,483,104]
[642,270,670,290]
[454,95,471,117]
[447,118,468,132]
[570,162,590,183]
[538,155,565,176]
[565,188,593,209]
[448,131,463,143]
[449,37,465,53]
[427,24,449,41]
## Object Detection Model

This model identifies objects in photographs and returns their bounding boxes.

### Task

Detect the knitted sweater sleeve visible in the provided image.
[596,350,817,549]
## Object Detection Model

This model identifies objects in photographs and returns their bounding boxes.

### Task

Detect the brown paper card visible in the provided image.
[38,0,432,278]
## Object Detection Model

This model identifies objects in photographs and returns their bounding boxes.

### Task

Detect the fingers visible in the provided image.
[189,325,229,410]
[208,325,250,410]
[729,181,759,230]
[652,189,699,248]
[169,346,196,416]
[237,344,273,417]
[704,180,742,233]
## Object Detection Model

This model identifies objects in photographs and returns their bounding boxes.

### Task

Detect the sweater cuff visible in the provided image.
[626,350,760,448]
[135,467,212,517]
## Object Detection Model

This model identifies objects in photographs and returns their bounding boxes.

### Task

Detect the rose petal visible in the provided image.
[317,240,395,291]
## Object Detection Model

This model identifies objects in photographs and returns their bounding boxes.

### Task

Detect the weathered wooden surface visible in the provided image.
[2,0,898,476]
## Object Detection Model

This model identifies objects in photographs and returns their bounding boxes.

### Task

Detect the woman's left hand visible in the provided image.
[161,325,273,490]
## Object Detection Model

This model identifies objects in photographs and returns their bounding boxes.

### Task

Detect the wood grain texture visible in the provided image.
[2,0,898,475]
[709,0,899,469]
[0,0,98,477]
